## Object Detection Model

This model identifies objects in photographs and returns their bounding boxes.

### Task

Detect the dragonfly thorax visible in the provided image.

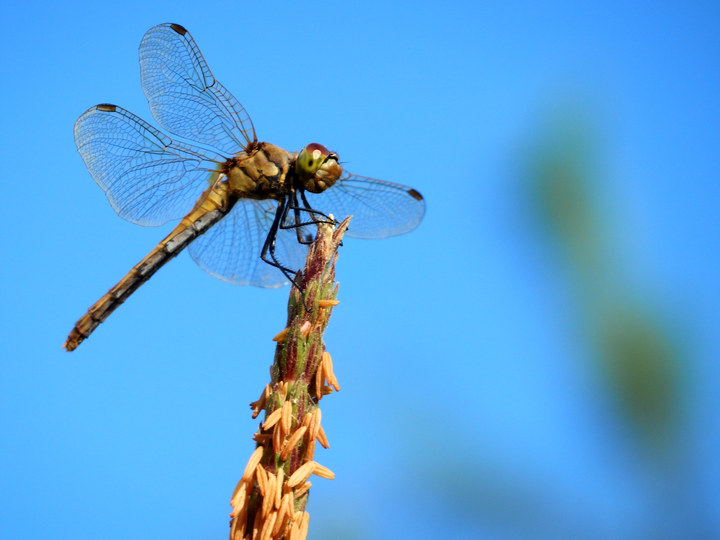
[225,142,294,200]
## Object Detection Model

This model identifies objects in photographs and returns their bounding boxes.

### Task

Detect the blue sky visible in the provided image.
[1,1,719,539]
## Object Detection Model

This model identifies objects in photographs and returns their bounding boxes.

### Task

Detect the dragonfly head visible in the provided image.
[296,143,342,193]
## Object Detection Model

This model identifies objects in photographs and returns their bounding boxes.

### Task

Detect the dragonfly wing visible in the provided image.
[303,172,426,239]
[188,199,309,288]
[74,104,224,226]
[139,23,255,155]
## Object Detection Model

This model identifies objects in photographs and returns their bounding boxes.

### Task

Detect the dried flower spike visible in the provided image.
[229,218,349,540]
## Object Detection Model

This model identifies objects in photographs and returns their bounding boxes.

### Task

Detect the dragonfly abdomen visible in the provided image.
[64,181,235,351]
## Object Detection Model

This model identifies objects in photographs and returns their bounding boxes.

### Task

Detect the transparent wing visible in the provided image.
[303,172,426,239]
[74,104,224,226]
[188,199,309,288]
[139,23,255,155]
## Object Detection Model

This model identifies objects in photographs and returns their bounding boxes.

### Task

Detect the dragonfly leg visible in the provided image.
[260,198,308,304]
[282,191,336,245]
[296,190,344,247]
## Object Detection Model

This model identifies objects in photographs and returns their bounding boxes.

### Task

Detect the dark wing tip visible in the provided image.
[169,23,188,35]
[408,188,424,201]
[96,103,117,112]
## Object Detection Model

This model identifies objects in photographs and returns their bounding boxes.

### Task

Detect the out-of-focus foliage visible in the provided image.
[527,111,684,456]
[400,103,712,540]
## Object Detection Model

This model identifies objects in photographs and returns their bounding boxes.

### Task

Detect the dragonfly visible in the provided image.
[63,23,425,352]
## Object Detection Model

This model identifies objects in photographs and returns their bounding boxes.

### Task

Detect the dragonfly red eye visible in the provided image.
[304,143,330,156]
[297,143,335,179]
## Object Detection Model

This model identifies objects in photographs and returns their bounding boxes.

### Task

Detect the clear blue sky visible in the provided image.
[1,1,719,539]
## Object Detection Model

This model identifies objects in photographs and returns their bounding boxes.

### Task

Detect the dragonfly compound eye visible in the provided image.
[297,143,342,193]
